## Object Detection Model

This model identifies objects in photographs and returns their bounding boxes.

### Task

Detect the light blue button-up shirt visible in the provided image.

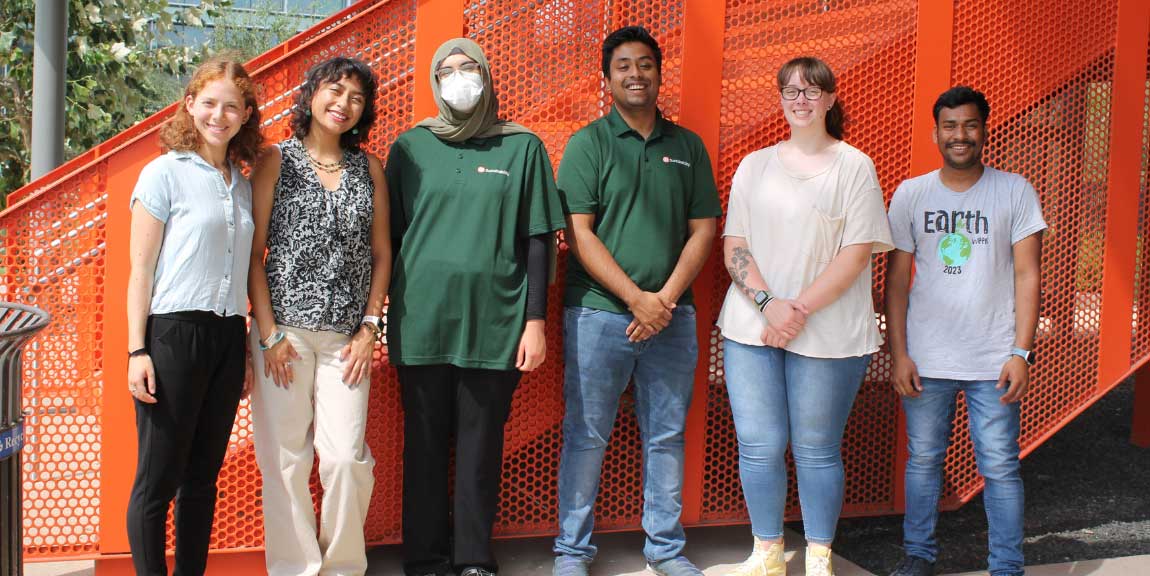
[130,150,254,317]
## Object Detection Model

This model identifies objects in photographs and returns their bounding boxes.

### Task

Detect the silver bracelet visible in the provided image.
[259,330,286,351]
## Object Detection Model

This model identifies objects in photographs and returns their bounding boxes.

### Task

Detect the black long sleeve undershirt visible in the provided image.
[525,233,549,320]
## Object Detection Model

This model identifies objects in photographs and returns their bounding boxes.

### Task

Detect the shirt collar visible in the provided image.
[171,150,236,177]
[606,105,668,140]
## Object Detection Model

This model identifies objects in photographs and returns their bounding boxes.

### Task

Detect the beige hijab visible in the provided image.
[417,38,534,142]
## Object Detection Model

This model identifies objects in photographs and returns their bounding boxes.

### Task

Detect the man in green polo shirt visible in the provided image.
[551,26,722,576]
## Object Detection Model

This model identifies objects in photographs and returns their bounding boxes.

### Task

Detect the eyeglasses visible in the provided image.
[780,86,824,101]
[435,61,480,80]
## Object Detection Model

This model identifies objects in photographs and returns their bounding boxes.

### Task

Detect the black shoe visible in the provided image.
[890,555,935,576]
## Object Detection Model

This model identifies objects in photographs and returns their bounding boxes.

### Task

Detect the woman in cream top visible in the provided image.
[716,56,893,576]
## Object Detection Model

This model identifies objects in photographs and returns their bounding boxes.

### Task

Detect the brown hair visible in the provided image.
[159,57,263,166]
[776,56,845,140]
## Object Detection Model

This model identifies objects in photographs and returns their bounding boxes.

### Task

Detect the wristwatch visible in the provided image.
[753,290,773,312]
[1011,347,1036,366]
[362,315,384,338]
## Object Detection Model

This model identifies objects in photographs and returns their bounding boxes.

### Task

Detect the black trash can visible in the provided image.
[0,303,51,576]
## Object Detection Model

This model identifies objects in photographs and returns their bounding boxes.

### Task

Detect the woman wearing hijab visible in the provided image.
[385,38,566,576]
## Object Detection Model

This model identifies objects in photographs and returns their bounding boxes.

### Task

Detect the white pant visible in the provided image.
[252,326,375,576]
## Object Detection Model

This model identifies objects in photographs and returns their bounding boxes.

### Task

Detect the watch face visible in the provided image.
[754,291,768,305]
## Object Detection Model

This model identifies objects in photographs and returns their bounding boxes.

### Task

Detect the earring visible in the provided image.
[352,127,359,135]
[305,109,311,116]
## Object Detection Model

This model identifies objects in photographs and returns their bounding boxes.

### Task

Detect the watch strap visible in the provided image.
[755,290,774,312]
[1010,347,1035,365]
[361,315,384,339]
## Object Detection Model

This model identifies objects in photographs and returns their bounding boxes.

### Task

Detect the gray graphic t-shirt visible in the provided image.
[888,167,1046,380]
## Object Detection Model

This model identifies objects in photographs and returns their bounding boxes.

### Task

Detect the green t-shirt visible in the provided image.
[559,107,723,312]
[386,128,566,369]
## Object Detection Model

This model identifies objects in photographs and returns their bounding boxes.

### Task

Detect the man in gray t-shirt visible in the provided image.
[885,87,1046,576]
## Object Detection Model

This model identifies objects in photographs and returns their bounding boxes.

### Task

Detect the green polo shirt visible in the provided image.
[386,127,566,369]
[559,107,722,313]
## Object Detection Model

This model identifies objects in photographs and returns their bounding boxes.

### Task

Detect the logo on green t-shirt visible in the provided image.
[477,166,510,176]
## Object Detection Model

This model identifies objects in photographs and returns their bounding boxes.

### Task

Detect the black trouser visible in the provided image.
[126,312,246,576]
[398,364,521,576]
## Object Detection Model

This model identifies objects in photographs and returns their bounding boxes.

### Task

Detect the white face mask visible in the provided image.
[440,71,484,114]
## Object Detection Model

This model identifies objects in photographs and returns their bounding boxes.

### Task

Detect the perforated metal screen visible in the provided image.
[7,0,1149,562]
[1131,36,1150,362]
[10,162,107,556]
[703,0,919,522]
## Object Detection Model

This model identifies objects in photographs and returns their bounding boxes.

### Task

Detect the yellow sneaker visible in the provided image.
[805,545,834,576]
[724,539,785,576]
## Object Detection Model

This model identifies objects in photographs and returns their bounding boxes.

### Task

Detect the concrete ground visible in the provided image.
[23,525,1150,575]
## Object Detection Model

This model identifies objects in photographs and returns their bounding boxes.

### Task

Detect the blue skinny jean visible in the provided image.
[723,339,870,544]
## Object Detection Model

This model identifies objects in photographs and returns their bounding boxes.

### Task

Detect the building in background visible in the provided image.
[169,0,356,56]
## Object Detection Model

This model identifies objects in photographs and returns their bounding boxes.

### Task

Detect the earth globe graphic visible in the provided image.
[937,232,972,266]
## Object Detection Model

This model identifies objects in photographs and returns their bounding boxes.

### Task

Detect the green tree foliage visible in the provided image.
[0,0,221,199]
[207,0,313,61]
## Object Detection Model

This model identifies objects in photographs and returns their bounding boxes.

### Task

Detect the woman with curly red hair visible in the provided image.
[125,57,263,576]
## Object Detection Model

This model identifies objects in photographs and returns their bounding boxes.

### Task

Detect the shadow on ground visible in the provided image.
[829,380,1150,575]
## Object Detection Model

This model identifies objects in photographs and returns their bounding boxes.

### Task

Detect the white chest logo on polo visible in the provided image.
[477,166,510,177]
[663,156,690,167]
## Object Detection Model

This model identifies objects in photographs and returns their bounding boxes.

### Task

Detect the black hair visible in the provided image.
[291,57,378,150]
[777,56,845,140]
[933,86,991,124]
[601,26,662,78]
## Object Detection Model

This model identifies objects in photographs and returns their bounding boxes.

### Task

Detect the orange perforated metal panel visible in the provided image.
[703,0,919,522]
[5,0,1148,566]
[1131,43,1150,363]
[946,0,1120,502]
[465,0,690,536]
[8,160,108,556]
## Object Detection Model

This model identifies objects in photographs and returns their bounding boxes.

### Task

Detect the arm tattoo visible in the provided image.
[726,246,757,300]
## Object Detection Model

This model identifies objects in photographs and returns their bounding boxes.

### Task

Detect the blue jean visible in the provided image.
[722,340,870,545]
[902,378,1024,576]
[554,305,699,563]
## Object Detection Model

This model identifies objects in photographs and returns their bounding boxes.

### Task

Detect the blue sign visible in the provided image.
[0,423,24,461]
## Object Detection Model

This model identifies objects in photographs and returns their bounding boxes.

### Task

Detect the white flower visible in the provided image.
[110,42,131,62]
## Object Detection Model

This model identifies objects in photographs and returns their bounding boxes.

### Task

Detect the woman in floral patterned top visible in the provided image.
[247,57,390,576]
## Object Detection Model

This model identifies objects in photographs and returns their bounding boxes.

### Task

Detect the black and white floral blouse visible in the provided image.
[266,138,374,336]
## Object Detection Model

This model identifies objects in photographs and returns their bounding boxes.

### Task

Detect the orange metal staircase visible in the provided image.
[6,0,1150,572]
